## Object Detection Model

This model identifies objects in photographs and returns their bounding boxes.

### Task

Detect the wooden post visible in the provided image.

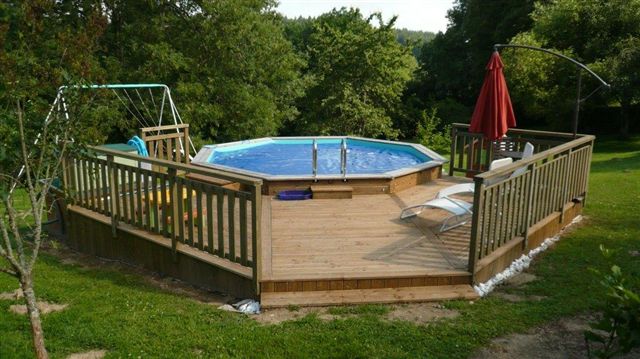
[183,126,190,165]
[467,176,484,277]
[559,149,571,223]
[523,163,536,249]
[582,140,595,207]
[449,126,457,176]
[168,167,178,261]
[251,183,262,296]
[107,155,118,238]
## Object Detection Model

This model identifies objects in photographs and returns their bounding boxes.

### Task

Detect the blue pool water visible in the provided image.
[206,139,431,176]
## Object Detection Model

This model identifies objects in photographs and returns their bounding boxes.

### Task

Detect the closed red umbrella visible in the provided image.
[469,51,516,140]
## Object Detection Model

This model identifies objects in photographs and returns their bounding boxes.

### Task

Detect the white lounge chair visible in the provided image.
[400,158,514,232]
[399,183,475,232]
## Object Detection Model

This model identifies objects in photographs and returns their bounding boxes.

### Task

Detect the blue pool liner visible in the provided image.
[277,190,312,200]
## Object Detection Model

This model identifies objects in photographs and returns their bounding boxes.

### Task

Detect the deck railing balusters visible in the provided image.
[467,130,594,278]
[227,190,236,262]
[196,183,204,250]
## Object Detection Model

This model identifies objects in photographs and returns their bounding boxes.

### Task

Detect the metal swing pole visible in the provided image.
[493,44,610,137]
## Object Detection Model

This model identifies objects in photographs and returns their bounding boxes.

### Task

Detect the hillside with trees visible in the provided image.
[1,0,638,149]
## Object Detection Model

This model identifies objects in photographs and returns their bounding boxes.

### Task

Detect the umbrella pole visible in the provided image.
[572,69,582,138]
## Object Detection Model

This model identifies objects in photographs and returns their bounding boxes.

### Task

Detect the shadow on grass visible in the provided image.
[589,152,640,173]
[32,251,224,306]
[592,136,640,153]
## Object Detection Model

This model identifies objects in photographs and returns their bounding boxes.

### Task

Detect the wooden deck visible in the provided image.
[54,124,593,308]
[261,176,473,284]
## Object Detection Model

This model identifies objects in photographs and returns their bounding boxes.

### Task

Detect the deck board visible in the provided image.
[261,284,479,308]
[267,176,473,281]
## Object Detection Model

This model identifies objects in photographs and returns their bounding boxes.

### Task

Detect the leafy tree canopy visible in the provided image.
[0,1,109,175]
[100,0,305,143]
[418,0,536,106]
[504,0,640,135]
[289,8,417,138]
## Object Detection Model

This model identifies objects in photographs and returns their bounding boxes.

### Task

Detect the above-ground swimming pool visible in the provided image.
[192,137,447,195]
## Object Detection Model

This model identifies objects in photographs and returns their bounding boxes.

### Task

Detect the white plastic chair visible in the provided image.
[510,142,535,177]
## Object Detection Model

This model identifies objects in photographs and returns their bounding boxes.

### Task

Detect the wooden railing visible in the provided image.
[62,146,264,292]
[467,132,595,272]
[140,123,191,165]
[449,123,575,176]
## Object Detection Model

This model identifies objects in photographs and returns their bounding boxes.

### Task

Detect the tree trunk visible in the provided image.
[21,274,49,359]
[620,101,630,139]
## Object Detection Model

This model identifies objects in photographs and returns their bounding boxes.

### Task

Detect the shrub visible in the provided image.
[416,108,451,154]
[584,245,640,358]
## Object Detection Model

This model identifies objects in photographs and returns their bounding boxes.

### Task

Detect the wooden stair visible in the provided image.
[310,185,353,199]
[260,284,479,308]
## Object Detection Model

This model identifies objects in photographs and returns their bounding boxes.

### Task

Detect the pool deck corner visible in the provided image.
[259,175,477,307]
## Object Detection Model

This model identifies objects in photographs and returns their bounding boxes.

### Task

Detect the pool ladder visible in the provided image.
[312,138,348,181]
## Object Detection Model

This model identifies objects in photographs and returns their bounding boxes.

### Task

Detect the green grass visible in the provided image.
[326,304,390,316]
[1,136,639,358]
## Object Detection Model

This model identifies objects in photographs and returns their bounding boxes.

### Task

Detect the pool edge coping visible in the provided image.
[191,136,448,181]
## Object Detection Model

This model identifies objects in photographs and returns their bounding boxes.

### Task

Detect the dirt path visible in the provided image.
[254,302,460,325]
[472,315,640,359]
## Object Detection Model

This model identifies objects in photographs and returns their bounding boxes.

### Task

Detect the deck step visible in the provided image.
[260,284,478,308]
[310,185,353,199]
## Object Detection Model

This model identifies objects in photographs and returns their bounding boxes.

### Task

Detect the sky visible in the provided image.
[276,0,455,33]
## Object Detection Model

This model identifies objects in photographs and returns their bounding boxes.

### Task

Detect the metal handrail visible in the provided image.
[312,139,318,180]
[340,138,347,179]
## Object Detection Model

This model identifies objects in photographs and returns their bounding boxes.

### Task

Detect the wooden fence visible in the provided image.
[449,123,576,176]
[466,131,595,272]
[62,146,264,292]
[140,123,191,165]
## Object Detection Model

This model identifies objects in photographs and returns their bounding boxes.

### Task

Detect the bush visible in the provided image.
[585,245,640,358]
[416,108,451,154]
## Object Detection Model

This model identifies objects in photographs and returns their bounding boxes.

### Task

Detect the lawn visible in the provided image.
[1,136,638,358]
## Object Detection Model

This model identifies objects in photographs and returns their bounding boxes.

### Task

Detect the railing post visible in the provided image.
[523,163,536,249]
[168,167,178,261]
[582,140,595,207]
[449,126,457,176]
[183,126,190,164]
[468,176,485,277]
[559,149,572,224]
[251,183,262,296]
[107,154,118,238]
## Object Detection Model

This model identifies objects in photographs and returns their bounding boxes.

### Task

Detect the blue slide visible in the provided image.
[127,136,149,157]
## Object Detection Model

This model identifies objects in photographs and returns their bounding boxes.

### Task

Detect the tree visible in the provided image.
[99,0,304,143]
[398,0,537,139]
[290,8,417,138]
[500,33,579,130]
[418,0,536,106]
[0,101,73,359]
[0,2,106,357]
[505,0,640,136]
[395,28,435,58]
[597,37,640,136]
